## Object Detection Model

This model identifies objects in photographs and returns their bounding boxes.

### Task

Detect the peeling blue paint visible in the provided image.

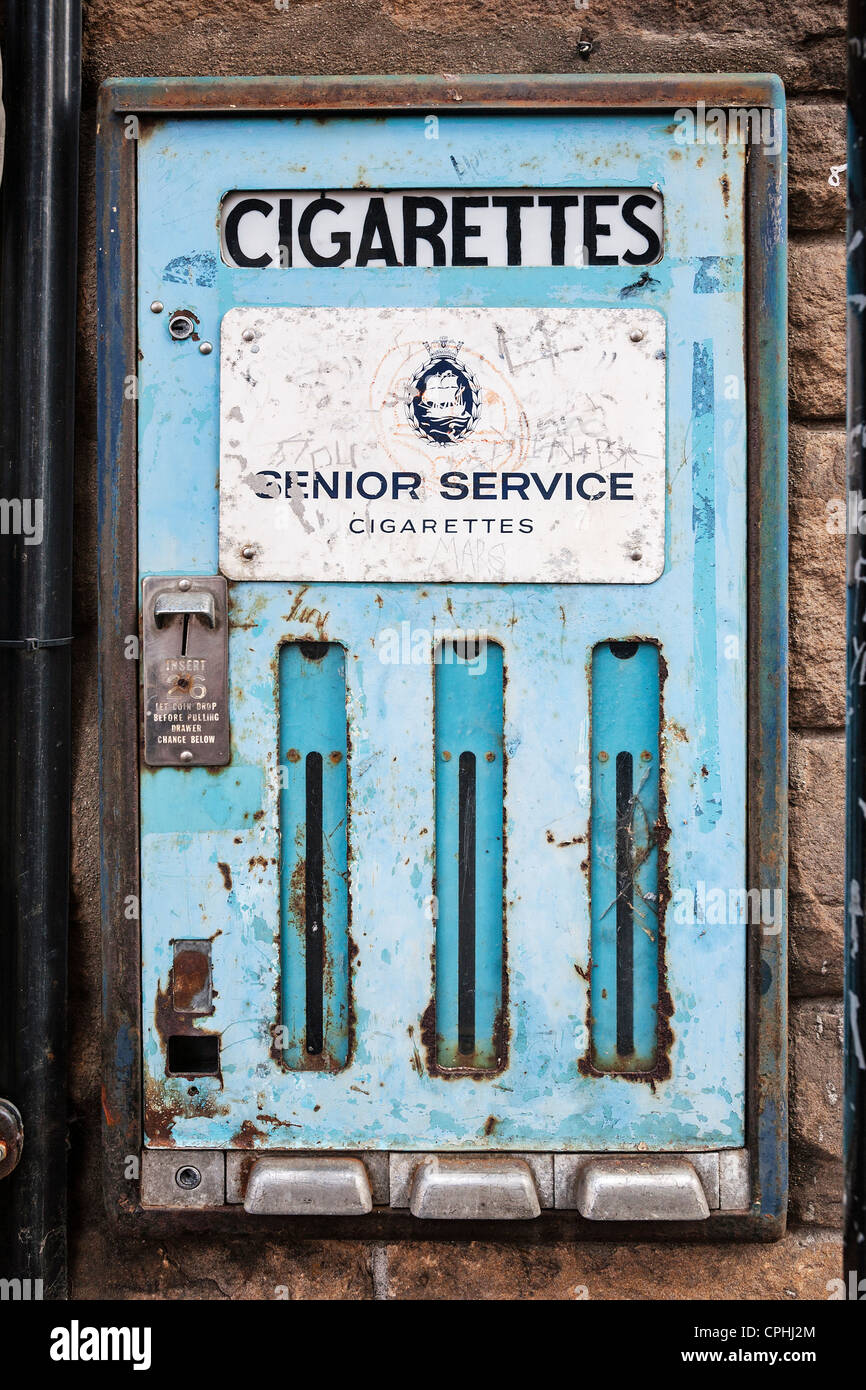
[163,250,218,287]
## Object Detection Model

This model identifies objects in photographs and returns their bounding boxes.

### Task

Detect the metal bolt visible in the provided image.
[241,545,255,560]
[598,750,609,763]
[177,578,191,591]
[631,550,643,561]
[485,751,496,762]
[150,300,164,314]
[175,1165,202,1190]
[199,341,213,355]
[629,328,644,343]
[179,750,193,763]
[242,328,256,343]
[641,750,653,762]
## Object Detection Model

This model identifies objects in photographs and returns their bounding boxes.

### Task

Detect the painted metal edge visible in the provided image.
[744,86,789,1239]
[97,72,785,116]
[96,95,143,1222]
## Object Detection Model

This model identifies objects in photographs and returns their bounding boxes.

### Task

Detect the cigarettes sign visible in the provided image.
[219,305,666,584]
[220,188,664,270]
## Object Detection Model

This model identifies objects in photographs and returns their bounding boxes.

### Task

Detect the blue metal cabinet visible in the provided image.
[98,76,787,1229]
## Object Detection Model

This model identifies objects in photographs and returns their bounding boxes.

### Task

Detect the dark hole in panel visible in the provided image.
[609,640,639,660]
[615,750,635,1057]
[299,641,328,661]
[458,750,477,1056]
[305,751,325,1055]
[453,637,483,663]
[167,1034,220,1075]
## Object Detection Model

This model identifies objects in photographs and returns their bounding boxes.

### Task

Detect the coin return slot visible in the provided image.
[167,1034,220,1075]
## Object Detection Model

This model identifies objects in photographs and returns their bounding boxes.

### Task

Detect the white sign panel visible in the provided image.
[219,306,666,584]
[220,189,664,270]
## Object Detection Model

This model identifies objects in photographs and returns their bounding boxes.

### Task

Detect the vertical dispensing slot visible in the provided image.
[278,642,349,1069]
[590,641,661,1072]
[435,639,504,1070]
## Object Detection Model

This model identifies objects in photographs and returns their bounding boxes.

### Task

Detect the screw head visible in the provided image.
[598,750,609,763]
[199,341,213,355]
[179,750,193,763]
[150,300,164,314]
[242,328,256,343]
[177,578,191,591]
[629,328,644,343]
[631,550,643,561]
[241,545,256,560]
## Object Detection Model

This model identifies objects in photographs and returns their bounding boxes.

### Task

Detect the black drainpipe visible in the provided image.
[0,0,81,1298]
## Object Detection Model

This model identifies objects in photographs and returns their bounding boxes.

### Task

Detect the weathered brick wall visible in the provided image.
[69,0,845,1297]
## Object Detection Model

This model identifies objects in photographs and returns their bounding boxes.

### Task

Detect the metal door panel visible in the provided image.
[137,111,747,1152]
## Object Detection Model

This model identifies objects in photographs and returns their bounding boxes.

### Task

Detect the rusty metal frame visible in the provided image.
[97,73,787,1240]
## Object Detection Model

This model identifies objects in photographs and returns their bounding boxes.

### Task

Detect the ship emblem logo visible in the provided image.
[405,340,481,445]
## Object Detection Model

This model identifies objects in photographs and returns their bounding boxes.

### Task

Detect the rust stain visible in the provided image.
[172,946,211,1013]
[720,172,730,208]
[217,861,232,891]
[408,1024,424,1075]
[101,1085,118,1127]
[143,1083,177,1146]
[483,1115,499,1136]
[231,1118,268,1148]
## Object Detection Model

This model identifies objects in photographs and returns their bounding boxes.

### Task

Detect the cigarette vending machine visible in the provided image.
[98,74,787,1233]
